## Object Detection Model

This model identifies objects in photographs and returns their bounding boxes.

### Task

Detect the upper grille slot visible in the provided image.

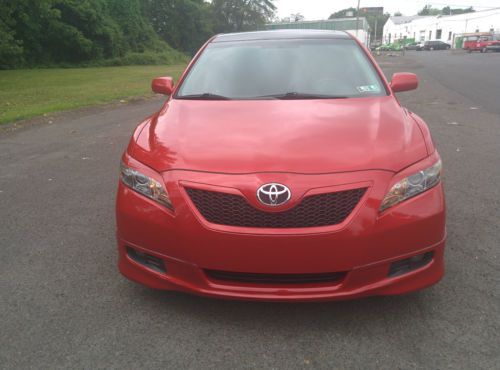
[185,186,366,228]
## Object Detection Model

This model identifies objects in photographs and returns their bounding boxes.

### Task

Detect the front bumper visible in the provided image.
[116,162,446,302]
[486,45,500,51]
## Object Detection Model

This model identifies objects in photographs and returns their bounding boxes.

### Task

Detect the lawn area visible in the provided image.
[0,64,187,125]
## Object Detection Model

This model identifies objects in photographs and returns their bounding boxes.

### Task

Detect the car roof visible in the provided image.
[212,30,351,43]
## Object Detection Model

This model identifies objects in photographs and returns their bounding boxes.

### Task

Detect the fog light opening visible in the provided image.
[388,251,434,278]
[126,246,167,274]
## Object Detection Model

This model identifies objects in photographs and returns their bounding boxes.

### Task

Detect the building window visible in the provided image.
[448,31,452,40]
[436,29,442,39]
[429,30,432,40]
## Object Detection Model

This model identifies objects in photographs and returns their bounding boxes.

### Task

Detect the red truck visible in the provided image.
[463,33,500,53]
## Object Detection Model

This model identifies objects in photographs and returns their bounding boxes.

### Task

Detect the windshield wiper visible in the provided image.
[257,92,348,100]
[176,93,231,100]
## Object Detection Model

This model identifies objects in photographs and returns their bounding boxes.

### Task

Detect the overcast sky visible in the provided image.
[274,0,500,20]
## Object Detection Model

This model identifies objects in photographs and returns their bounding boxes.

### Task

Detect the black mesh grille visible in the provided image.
[205,269,347,285]
[185,187,366,228]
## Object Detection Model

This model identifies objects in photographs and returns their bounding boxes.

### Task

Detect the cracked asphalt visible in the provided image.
[1,50,499,369]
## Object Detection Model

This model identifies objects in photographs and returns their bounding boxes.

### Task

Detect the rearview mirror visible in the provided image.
[390,73,418,93]
[152,77,174,95]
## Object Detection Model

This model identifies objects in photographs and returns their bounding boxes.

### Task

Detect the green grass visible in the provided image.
[0,64,187,125]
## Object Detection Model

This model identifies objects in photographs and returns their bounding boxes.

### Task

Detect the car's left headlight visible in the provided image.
[120,161,173,210]
[380,159,442,212]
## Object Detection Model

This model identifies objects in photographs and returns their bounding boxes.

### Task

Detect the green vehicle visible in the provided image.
[375,44,402,52]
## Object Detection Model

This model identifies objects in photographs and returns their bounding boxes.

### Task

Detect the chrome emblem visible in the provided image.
[257,183,291,206]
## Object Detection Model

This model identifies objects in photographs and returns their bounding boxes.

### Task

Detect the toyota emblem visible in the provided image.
[257,183,291,206]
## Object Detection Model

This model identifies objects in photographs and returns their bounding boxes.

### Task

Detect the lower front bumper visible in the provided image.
[118,237,445,302]
[116,159,446,301]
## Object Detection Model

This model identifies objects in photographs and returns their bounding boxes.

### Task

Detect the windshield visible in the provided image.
[176,38,387,100]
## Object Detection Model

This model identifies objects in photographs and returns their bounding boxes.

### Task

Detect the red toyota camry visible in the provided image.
[116,30,446,301]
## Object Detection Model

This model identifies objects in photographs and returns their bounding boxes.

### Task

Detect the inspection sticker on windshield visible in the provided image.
[357,85,380,93]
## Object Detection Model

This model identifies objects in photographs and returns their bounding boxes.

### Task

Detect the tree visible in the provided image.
[394,11,402,16]
[0,1,24,68]
[329,7,389,44]
[441,6,475,15]
[0,0,172,68]
[143,0,213,55]
[211,0,276,33]
[106,0,162,53]
[290,13,304,22]
[329,7,356,19]
[418,5,441,16]
[46,0,126,62]
[0,0,285,69]
[3,0,64,65]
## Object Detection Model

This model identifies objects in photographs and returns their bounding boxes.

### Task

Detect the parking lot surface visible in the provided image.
[1,51,499,369]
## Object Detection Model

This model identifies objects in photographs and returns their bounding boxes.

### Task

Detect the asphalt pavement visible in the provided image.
[1,50,499,369]
[403,49,500,115]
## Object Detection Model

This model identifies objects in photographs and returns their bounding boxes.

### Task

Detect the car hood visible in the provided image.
[132,96,428,174]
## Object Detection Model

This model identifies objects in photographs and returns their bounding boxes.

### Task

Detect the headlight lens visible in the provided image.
[380,159,442,212]
[120,161,173,210]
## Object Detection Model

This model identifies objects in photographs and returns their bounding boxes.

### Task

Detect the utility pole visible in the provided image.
[374,17,378,45]
[355,0,361,37]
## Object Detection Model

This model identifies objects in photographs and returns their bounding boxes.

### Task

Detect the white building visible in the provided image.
[383,8,500,48]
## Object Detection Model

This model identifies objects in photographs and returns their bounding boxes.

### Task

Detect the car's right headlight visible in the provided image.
[120,161,173,210]
[380,159,442,212]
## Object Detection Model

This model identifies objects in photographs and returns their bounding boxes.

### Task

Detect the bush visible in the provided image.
[0,0,189,70]
[102,51,188,66]
[3,48,189,69]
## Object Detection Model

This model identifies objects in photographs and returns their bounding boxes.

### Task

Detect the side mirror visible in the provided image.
[390,72,418,93]
[152,77,174,95]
